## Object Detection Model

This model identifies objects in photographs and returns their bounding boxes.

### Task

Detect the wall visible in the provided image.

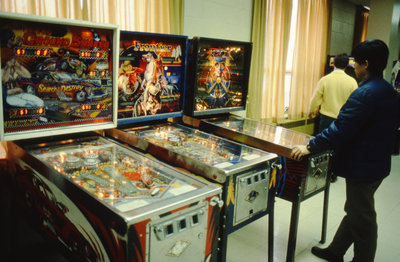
[329,0,357,55]
[367,0,400,81]
[183,0,253,41]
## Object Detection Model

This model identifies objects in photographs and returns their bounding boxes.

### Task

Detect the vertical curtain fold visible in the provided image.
[247,0,267,120]
[248,0,292,122]
[148,0,169,33]
[263,0,292,122]
[288,0,328,120]
[169,0,184,35]
[0,0,172,33]
[84,0,116,24]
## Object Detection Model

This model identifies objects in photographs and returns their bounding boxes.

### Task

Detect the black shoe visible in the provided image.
[311,246,343,262]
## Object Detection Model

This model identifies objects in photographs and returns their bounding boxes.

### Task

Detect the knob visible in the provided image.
[271,162,282,170]
[210,196,224,207]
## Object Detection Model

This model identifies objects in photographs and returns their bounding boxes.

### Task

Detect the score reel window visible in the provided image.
[79,50,108,60]
[15,47,51,57]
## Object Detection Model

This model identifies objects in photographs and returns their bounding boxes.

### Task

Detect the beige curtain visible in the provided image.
[1,0,82,18]
[247,0,292,122]
[82,0,117,24]
[288,0,329,120]
[1,0,172,33]
[81,0,171,32]
[169,0,184,35]
[247,0,267,120]
[109,0,171,32]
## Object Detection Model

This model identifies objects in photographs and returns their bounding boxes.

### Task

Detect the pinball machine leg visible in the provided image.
[268,195,275,262]
[217,228,228,262]
[216,207,228,262]
[320,181,331,244]
[285,198,301,262]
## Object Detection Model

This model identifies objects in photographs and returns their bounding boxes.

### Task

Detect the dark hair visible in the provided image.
[334,53,349,69]
[351,39,389,76]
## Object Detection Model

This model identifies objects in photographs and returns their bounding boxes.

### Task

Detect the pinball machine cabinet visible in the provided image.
[104,32,277,262]
[1,12,222,262]
[181,34,333,262]
[183,115,332,262]
[184,115,331,197]
[107,123,277,230]
[106,122,277,262]
[7,135,222,262]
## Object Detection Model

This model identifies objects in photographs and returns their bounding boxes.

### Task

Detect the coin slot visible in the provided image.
[166,224,174,236]
[179,219,187,230]
[192,214,199,225]
[247,177,252,185]
[254,175,259,182]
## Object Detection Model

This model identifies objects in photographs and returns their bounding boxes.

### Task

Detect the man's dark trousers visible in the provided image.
[327,178,382,262]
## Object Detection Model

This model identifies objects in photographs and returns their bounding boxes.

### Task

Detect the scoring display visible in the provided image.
[15,47,51,57]
[79,50,108,59]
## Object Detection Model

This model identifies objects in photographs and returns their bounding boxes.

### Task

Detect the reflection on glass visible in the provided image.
[208,116,312,147]
[27,137,198,207]
[128,123,268,168]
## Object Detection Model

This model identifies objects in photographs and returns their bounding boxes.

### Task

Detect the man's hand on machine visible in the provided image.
[290,145,310,161]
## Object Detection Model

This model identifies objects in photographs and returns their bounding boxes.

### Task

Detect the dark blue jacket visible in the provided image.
[308,76,399,182]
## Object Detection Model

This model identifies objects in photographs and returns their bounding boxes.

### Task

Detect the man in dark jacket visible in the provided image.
[291,39,399,262]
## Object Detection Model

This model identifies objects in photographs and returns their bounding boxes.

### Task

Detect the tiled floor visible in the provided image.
[4,154,400,262]
[227,154,400,262]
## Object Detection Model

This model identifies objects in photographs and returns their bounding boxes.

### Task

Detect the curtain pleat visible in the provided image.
[248,0,292,122]
[247,0,267,121]
[264,0,292,122]
[0,0,173,33]
[169,0,184,35]
[288,0,329,120]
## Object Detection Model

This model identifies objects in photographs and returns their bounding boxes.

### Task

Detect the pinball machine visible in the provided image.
[182,36,333,262]
[1,12,223,262]
[104,31,278,262]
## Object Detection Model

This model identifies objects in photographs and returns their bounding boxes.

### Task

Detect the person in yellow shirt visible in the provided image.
[309,53,358,133]
[309,53,358,182]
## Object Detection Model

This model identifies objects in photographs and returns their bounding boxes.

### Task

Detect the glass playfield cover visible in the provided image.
[206,116,312,148]
[127,123,270,170]
[26,136,200,212]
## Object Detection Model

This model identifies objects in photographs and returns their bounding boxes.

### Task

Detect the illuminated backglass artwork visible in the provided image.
[0,13,117,140]
[188,37,252,116]
[118,31,187,122]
